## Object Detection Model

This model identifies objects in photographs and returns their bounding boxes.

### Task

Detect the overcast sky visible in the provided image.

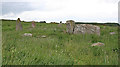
[1,0,120,23]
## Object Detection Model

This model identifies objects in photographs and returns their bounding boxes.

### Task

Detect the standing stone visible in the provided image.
[66,20,75,34]
[95,25,100,36]
[32,21,35,28]
[16,18,23,31]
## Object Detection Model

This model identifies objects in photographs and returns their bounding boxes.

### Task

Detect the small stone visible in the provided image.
[91,42,104,46]
[24,33,32,37]
[41,35,46,38]
[44,28,47,30]
[110,32,115,35]
[54,28,57,31]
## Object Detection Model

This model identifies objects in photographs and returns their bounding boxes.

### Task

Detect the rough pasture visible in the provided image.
[2,20,118,65]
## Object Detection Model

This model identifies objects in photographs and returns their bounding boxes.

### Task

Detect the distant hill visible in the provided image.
[75,22,119,27]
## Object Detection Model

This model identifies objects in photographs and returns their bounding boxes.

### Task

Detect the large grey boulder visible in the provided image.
[74,24,100,35]
[66,20,100,35]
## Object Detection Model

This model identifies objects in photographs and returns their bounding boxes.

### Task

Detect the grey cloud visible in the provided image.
[2,2,34,15]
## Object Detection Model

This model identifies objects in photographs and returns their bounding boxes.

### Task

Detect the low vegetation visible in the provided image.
[2,20,118,65]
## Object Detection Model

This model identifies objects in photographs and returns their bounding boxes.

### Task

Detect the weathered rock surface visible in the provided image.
[74,24,100,35]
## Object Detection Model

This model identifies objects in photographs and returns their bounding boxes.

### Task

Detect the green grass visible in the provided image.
[0,20,2,66]
[2,20,118,65]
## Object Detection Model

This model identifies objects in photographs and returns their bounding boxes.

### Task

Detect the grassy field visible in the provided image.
[0,20,2,66]
[2,20,118,65]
